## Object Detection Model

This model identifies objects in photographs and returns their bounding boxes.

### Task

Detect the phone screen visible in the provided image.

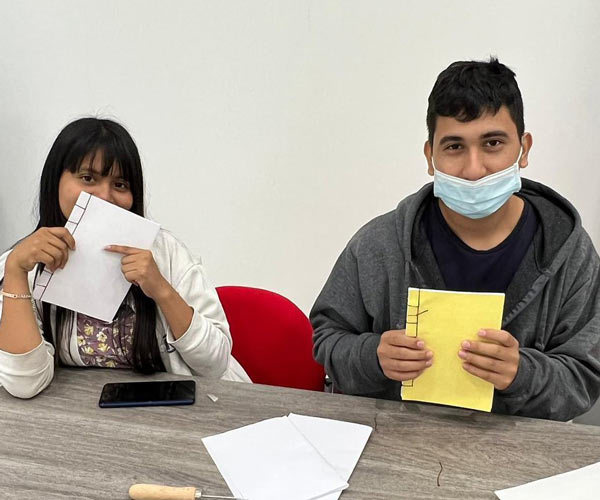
[99,380,196,408]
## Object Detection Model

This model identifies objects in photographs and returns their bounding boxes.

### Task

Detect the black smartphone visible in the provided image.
[99,380,196,408]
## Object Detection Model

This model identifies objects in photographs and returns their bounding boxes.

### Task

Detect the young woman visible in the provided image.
[0,117,251,398]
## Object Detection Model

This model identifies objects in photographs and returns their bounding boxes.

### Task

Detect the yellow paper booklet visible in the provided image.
[400,287,505,412]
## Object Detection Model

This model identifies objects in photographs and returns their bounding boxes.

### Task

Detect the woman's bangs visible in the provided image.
[68,135,135,184]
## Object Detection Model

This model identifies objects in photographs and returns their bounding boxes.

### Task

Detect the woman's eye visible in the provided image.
[115,182,130,190]
[80,175,93,183]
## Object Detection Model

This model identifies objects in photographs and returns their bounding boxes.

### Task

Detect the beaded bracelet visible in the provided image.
[1,291,33,299]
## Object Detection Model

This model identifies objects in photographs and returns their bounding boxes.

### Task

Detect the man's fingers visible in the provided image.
[378,330,434,383]
[478,329,518,348]
[383,330,425,349]
[462,363,502,386]
[384,359,432,373]
[386,347,433,361]
[459,350,503,373]
[386,368,427,382]
[461,340,505,361]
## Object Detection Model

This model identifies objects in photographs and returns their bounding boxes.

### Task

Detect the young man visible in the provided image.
[311,58,600,421]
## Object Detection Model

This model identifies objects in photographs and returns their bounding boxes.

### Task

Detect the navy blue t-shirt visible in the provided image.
[424,197,538,293]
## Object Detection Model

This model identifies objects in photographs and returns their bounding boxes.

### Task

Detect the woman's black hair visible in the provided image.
[4,118,165,373]
[426,57,525,145]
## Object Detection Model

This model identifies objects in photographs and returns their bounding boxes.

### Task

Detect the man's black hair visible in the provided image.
[426,57,524,144]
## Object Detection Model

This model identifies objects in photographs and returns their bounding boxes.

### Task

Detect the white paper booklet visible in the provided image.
[495,461,600,500]
[202,414,372,500]
[32,192,160,322]
[288,413,372,500]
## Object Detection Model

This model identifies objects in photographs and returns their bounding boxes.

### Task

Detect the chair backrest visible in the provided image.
[216,286,325,391]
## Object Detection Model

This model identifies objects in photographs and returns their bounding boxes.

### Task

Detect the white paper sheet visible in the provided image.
[202,416,350,500]
[32,192,160,321]
[495,462,600,500]
[288,413,372,500]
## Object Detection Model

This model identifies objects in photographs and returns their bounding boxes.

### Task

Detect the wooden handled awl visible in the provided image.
[129,483,245,500]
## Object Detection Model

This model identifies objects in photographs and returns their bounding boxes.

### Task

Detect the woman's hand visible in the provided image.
[104,245,169,301]
[104,245,193,338]
[6,227,76,274]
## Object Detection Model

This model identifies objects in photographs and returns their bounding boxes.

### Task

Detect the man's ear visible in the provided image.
[519,133,533,169]
[424,140,434,176]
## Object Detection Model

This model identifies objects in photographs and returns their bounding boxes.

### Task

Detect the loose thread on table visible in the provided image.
[437,460,443,487]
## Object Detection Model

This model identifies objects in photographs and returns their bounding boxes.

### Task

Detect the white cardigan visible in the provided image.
[0,229,251,398]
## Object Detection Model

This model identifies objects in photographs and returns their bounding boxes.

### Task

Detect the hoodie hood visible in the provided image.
[395,178,581,324]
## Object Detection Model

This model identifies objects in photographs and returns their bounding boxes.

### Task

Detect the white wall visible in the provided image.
[1,0,599,315]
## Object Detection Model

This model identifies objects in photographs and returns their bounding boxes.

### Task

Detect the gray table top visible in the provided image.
[1,368,599,500]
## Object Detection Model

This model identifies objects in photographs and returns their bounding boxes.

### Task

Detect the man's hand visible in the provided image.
[377,329,434,382]
[459,329,520,390]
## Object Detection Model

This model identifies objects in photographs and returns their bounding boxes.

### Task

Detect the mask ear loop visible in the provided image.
[515,134,527,167]
[431,154,440,174]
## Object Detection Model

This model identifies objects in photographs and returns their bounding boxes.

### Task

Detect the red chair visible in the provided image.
[216,286,325,391]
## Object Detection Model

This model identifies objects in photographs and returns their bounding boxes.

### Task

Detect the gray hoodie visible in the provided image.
[311,179,600,421]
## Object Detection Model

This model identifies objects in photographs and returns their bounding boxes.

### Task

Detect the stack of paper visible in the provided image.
[495,462,600,499]
[202,413,372,500]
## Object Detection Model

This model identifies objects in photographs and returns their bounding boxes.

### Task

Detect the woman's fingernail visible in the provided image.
[458,350,467,359]
[426,360,432,367]
[417,341,425,348]
[462,341,470,349]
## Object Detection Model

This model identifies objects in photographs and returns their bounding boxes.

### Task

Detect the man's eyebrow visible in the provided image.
[438,131,511,145]
[438,135,464,146]
[481,130,510,139]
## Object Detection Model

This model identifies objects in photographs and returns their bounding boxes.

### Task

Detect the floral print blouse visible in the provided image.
[76,303,135,368]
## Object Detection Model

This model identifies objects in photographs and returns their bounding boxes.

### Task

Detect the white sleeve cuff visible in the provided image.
[0,340,55,398]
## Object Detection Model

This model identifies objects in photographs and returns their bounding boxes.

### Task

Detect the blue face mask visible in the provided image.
[432,150,523,219]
